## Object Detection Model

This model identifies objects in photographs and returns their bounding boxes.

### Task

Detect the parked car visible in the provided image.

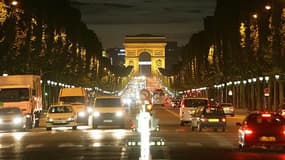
[220,103,235,117]
[236,111,285,151]
[179,97,209,126]
[46,104,77,131]
[0,107,26,131]
[191,106,226,132]
[278,103,285,117]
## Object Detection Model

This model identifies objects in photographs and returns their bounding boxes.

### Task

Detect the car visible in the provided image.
[179,97,209,126]
[220,103,235,117]
[236,111,285,151]
[92,96,126,129]
[0,107,26,131]
[191,106,226,132]
[46,104,77,131]
[278,103,285,117]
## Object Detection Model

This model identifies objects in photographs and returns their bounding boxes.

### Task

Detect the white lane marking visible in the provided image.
[0,144,15,149]
[186,142,203,147]
[217,141,235,148]
[164,108,179,118]
[25,144,44,149]
[58,143,83,148]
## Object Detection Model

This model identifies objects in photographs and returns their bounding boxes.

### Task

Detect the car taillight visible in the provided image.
[261,113,271,118]
[242,127,253,135]
[282,126,285,135]
[221,118,226,122]
[201,118,207,122]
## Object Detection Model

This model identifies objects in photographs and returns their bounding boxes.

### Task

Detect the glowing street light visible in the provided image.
[11,0,18,6]
[265,5,271,10]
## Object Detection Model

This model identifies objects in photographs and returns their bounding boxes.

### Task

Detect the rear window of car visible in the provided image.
[203,107,224,115]
[95,98,122,107]
[246,114,284,125]
[183,99,208,107]
[220,103,233,107]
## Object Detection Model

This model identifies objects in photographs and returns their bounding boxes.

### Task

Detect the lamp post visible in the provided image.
[274,74,279,111]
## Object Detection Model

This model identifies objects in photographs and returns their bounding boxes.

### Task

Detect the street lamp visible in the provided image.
[11,0,18,6]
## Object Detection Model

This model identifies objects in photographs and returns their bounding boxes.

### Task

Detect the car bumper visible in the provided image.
[0,123,25,130]
[200,122,226,128]
[46,121,77,128]
[241,135,285,147]
[93,113,125,126]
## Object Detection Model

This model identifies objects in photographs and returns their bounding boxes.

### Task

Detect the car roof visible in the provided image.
[220,103,233,105]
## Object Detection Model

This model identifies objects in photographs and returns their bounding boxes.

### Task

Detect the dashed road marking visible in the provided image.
[164,108,179,118]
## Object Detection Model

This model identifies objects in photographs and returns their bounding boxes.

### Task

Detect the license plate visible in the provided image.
[208,119,219,122]
[54,121,66,124]
[103,120,112,123]
[259,136,276,142]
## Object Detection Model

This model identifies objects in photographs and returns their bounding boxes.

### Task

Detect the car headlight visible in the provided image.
[13,117,22,124]
[116,111,123,117]
[47,117,53,122]
[87,107,93,113]
[78,112,86,117]
[93,112,100,117]
[68,117,75,121]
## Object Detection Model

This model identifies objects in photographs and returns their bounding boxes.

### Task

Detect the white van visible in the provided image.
[179,97,209,126]
[58,87,90,124]
[92,96,126,129]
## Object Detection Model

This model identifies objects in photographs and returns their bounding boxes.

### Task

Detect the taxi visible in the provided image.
[236,111,285,151]
[46,104,77,131]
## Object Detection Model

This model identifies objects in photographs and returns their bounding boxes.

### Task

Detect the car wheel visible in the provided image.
[180,121,185,126]
[222,127,226,132]
[92,123,98,129]
[198,125,202,132]
[20,127,26,132]
[46,127,52,131]
[214,128,218,132]
[231,114,235,117]
[72,126,77,130]
[239,144,248,152]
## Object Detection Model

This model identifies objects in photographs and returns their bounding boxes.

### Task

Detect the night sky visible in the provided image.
[70,0,216,48]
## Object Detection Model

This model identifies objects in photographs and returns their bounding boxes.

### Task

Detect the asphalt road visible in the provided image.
[0,107,284,160]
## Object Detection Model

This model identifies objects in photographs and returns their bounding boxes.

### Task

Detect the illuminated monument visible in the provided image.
[124,34,167,77]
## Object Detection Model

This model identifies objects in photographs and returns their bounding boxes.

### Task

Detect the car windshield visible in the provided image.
[0,108,21,115]
[59,96,84,104]
[0,88,29,102]
[246,114,284,125]
[95,98,121,107]
[49,106,73,113]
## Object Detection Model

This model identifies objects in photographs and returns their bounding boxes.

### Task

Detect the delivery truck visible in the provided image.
[0,75,42,128]
[58,87,90,125]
